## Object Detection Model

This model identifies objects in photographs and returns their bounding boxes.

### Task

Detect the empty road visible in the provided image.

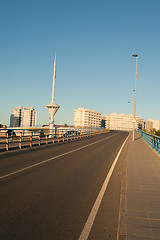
[0,131,129,240]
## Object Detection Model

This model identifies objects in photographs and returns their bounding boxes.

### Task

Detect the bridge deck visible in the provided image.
[1,131,160,239]
[118,132,160,240]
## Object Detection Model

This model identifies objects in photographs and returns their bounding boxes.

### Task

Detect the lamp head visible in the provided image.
[132,54,138,57]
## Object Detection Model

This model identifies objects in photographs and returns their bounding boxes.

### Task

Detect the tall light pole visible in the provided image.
[132,54,138,141]
[128,101,131,131]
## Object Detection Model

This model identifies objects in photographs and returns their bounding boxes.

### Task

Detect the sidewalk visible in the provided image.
[118,132,160,240]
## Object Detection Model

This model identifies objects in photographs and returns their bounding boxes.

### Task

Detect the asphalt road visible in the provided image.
[0,131,129,240]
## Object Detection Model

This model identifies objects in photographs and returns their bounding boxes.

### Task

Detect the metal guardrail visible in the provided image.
[0,127,108,152]
[137,129,160,155]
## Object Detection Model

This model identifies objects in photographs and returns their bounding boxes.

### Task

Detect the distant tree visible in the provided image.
[0,124,7,128]
[64,123,68,127]
[155,130,160,137]
[150,128,156,135]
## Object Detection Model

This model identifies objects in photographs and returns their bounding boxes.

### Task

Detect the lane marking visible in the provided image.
[78,133,130,240]
[0,133,120,180]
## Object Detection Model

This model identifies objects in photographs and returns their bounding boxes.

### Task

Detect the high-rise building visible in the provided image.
[138,118,145,130]
[145,120,153,132]
[10,106,37,127]
[105,112,140,130]
[148,119,159,130]
[101,116,106,128]
[74,108,101,128]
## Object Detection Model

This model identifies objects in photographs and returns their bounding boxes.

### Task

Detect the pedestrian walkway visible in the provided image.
[118,132,160,240]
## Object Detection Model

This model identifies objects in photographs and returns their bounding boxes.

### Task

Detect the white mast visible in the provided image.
[52,52,56,102]
[46,53,60,137]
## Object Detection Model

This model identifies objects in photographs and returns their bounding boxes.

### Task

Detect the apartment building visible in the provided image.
[105,112,140,130]
[74,108,101,128]
[138,118,145,130]
[148,119,159,130]
[101,116,106,128]
[10,106,37,127]
[145,120,153,132]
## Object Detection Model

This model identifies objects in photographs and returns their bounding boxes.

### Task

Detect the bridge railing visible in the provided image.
[0,127,108,151]
[137,129,160,155]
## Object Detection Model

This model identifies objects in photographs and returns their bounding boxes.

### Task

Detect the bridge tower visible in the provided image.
[46,53,60,136]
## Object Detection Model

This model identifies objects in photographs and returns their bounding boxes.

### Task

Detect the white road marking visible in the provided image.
[0,133,119,180]
[78,133,130,240]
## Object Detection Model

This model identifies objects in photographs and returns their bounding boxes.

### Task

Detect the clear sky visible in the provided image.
[0,0,160,126]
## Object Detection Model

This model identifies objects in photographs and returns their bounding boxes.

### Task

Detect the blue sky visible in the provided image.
[0,0,160,126]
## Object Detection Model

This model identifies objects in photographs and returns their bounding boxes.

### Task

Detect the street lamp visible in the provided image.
[128,101,131,131]
[132,54,138,141]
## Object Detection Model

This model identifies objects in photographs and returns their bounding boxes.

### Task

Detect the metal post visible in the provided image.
[58,131,59,143]
[39,131,41,146]
[74,131,76,140]
[128,101,130,131]
[46,133,48,144]
[30,132,32,147]
[52,130,54,144]
[63,131,65,142]
[6,132,9,151]
[19,132,22,149]
[22,130,25,142]
[10,130,14,142]
[67,131,68,141]
[71,131,72,140]
[132,55,138,141]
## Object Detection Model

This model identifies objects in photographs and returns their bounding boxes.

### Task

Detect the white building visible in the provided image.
[145,120,153,132]
[74,108,101,128]
[105,112,140,131]
[148,119,159,130]
[10,106,37,127]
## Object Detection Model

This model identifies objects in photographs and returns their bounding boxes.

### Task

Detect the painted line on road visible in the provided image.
[0,133,119,180]
[78,133,130,240]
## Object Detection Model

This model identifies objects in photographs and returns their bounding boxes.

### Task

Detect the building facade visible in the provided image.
[138,118,145,130]
[101,116,106,128]
[105,112,140,131]
[145,121,153,132]
[148,119,159,130]
[10,106,37,127]
[74,108,101,128]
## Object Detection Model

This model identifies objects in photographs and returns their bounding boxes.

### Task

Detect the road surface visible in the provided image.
[0,131,129,240]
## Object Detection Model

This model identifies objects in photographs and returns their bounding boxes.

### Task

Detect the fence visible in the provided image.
[0,127,108,152]
[137,129,160,155]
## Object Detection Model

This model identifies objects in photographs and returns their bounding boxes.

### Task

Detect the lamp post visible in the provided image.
[132,54,138,141]
[128,101,131,131]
